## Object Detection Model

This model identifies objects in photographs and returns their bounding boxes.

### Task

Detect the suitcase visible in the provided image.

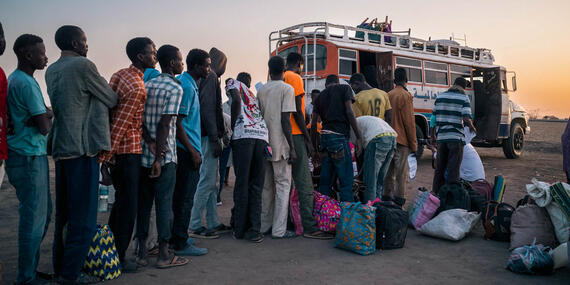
[373,201,408,249]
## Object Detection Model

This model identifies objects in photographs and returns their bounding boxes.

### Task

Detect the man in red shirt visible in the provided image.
[98,37,157,272]
[0,22,8,182]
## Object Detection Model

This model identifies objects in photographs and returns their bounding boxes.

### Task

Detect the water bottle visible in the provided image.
[99,185,109,212]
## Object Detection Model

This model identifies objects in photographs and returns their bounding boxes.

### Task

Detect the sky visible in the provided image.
[1,0,569,118]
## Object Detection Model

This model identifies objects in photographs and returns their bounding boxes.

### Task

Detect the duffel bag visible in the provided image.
[313,191,341,233]
[407,188,440,230]
[510,196,557,250]
[470,179,493,201]
[335,202,376,255]
[374,201,408,249]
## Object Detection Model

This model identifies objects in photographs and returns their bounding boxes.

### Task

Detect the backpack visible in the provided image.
[373,201,408,250]
[510,196,558,250]
[470,179,493,201]
[461,180,487,213]
[437,183,471,214]
[483,201,514,241]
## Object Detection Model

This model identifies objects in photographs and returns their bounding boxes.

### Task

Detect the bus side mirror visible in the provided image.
[507,71,517,92]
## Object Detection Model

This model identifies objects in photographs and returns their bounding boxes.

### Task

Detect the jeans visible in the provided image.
[433,141,464,193]
[53,156,99,281]
[261,159,291,237]
[363,136,396,203]
[218,145,232,203]
[136,163,177,243]
[384,144,411,199]
[171,148,200,250]
[231,138,266,238]
[318,134,354,202]
[108,154,140,261]
[189,137,220,230]
[291,135,317,233]
[5,152,51,284]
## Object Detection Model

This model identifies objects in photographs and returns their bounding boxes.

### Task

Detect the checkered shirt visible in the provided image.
[142,73,183,168]
[99,65,146,163]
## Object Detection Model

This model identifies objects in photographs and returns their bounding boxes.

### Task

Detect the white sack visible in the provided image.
[526,178,570,243]
[419,209,481,241]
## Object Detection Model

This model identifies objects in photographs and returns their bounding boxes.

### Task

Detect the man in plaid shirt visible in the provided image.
[134,45,188,269]
[98,37,157,272]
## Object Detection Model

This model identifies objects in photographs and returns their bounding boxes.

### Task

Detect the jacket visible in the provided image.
[199,47,226,142]
[387,85,417,152]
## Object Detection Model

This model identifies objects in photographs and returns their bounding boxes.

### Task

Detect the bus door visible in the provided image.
[472,67,501,141]
[358,51,393,92]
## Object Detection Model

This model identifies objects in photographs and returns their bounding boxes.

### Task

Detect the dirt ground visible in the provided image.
[0,120,569,284]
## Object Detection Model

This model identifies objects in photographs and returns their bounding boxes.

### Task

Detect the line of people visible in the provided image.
[1,21,479,285]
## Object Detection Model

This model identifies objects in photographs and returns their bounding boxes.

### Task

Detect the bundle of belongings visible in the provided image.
[504,179,570,275]
[355,17,392,42]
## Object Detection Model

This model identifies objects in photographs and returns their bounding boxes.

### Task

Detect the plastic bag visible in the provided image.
[526,179,570,244]
[408,154,417,181]
[507,240,554,275]
[419,209,480,241]
[407,190,440,230]
[552,242,568,270]
[335,202,376,255]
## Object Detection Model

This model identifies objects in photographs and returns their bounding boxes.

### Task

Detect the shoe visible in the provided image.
[186,237,195,245]
[176,244,208,256]
[188,227,220,239]
[212,224,232,235]
[249,234,264,243]
[272,230,298,239]
[216,201,222,206]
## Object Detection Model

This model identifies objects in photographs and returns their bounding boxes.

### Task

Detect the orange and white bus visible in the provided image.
[269,21,529,158]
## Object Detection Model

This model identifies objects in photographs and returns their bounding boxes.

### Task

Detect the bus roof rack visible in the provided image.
[269,22,495,64]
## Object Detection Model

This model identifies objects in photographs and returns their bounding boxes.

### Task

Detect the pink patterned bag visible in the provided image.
[407,190,440,230]
[289,187,304,235]
[313,191,342,233]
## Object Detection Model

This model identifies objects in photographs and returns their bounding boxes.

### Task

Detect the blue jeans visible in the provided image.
[53,156,99,281]
[136,163,177,243]
[5,151,51,284]
[318,134,354,202]
[171,148,200,250]
[189,137,220,230]
[362,136,396,203]
[218,145,232,203]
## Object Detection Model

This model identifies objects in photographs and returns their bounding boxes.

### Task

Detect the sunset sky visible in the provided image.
[1,0,568,117]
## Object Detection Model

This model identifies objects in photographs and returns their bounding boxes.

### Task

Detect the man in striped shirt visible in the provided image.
[431,77,476,193]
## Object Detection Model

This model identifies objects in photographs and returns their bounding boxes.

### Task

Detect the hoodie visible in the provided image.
[199,47,227,141]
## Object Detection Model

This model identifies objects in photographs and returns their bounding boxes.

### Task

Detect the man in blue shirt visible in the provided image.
[5,34,52,284]
[170,49,211,254]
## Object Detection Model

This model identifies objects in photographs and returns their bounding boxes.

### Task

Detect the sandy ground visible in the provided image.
[0,120,569,284]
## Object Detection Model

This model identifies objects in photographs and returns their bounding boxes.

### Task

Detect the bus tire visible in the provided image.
[415,125,424,159]
[502,123,524,159]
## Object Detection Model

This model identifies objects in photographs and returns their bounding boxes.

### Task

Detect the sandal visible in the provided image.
[156,255,189,269]
[147,246,159,256]
[303,230,334,240]
[188,227,220,239]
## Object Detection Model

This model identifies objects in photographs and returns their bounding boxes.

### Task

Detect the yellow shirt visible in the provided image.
[284,71,305,135]
[352,88,392,120]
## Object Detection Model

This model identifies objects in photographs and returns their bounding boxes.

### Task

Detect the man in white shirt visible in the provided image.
[352,116,397,203]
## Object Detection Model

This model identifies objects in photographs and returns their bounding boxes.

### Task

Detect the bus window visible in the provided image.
[425,61,448,85]
[302,44,327,72]
[395,57,422,83]
[278,46,299,59]
[339,48,357,76]
[450,64,472,88]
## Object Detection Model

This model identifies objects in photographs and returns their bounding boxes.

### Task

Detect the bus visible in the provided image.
[269,21,530,159]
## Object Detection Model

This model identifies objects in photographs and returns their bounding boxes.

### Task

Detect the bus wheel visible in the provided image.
[415,125,424,159]
[502,123,524,159]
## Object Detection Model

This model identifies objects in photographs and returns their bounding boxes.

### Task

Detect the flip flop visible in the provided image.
[147,246,159,256]
[156,255,189,269]
[303,230,334,240]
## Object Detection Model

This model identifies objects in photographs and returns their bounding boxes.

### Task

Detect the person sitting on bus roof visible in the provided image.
[349,73,392,124]
[431,77,477,194]
[312,75,363,202]
[383,67,417,207]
